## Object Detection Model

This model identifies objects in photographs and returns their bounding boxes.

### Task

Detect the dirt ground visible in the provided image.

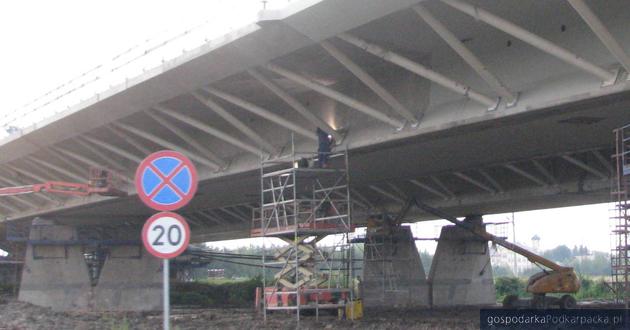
[0,296,481,330]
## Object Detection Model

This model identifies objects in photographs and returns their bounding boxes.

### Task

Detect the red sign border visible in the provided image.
[142,212,191,259]
[135,150,198,211]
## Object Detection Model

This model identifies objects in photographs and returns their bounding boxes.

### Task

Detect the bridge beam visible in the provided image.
[27,156,84,182]
[205,87,318,141]
[504,164,547,187]
[568,0,630,73]
[264,63,405,128]
[320,40,419,125]
[74,137,132,176]
[82,135,143,164]
[246,69,342,140]
[478,170,505,194]
[153,105,263,156]
[409,179,449,200]
[338,33,498,108]
[190,93,276,154]
[112,122,220,169]
[561,155,608,180]
[441,0,616,82]
[144,110,227,170]
[105,124,152,155]
[413,4,516,103]
[453,172,495,194]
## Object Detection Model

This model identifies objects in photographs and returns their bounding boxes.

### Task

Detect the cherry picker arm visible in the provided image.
[414,199,580,309]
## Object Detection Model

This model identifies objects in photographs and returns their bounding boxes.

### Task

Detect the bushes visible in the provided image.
[574,276,614,300]
[494,275,614,302]
[171,277,262,308]
[495,277,527,302]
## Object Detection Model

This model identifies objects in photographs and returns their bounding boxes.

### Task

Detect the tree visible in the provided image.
[543,245,572,262]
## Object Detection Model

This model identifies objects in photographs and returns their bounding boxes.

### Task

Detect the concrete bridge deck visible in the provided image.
[0,0,629,242]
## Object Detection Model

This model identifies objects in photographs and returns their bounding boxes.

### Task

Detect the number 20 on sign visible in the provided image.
[142,212,190,259]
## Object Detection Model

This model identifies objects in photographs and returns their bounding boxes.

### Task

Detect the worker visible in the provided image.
[316,127,334,168]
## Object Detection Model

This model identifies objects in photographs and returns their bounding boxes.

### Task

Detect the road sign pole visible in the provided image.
[163,258,170,330]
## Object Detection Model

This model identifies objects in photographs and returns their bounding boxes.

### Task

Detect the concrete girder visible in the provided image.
[592,150,613,174]
[44,149,89,179]
[81,135,143,164]
[205,87,318,141]
[0,175,44,209]
[351,188,375,210]
[337,33,498,108]
[453,172,495,194]
[478,169,505,194]
[386,182,409,201]
[431,176,456,199]
[144,110,226,170]
[53,147,132,184]
[154,105,264,156]
[561,154,608,180]
[568,0,630,73]
[246,69,342,141]
[0,198,21,213]
[531,159,559,186]
[409,179,449,200]
[320,40,419,124]
[112,122,218,169]
[412,4,516,103]
[369,185,405,204]
[4,165,63,203]
[197,211,227,225]
[74,137,131,177]
[264,63,405,128]
[504,164,547,187]
[219,208,249,223]
[27,155,85,182]
[441,0,616,82]
[191,92,277,154]
[105,124,152,155]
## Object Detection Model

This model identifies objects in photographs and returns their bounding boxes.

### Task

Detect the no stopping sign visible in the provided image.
[142,212,190,259]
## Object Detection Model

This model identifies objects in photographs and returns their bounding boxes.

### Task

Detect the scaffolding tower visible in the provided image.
[612,123,630,307]
[251,141,354,322]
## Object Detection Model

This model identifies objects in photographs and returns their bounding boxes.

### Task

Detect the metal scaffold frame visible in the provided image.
[611,123,630,307]
[251,136,355,323]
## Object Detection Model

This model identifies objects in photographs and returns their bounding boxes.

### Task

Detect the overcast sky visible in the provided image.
[0,1,615,255]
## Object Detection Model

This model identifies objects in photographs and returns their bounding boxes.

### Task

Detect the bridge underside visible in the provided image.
[0,0,629,243]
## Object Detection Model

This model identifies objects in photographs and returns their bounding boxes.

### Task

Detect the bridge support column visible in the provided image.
[362,225,429,307]
[18,219,162,311]
[18,219,91,311]
[428,215,495,306]
[93,246,162,311]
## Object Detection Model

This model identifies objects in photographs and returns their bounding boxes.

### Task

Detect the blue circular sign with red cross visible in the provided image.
[135,150,198,211]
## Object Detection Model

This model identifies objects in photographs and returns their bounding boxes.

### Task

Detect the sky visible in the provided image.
[0,1,616,256]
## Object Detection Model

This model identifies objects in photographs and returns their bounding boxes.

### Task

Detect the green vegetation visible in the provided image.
[494,277,528,302]
[494,275,614,302]
[171,276,262,307]
[0,283,14,295]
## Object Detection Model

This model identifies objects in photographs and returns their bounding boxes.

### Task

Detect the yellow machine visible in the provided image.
[414,199,580,309]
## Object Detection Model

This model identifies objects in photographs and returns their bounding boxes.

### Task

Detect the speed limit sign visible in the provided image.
[142,212,190,259]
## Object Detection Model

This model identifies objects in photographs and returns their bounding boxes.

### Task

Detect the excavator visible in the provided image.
[0,168,127,198]
[413,199,580,309]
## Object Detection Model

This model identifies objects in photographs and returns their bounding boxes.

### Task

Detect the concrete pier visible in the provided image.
[94,246,162,311]
[18,219,161,311]
[18,220,91,311]
[428,215,496,306]
[362,225,429,307]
